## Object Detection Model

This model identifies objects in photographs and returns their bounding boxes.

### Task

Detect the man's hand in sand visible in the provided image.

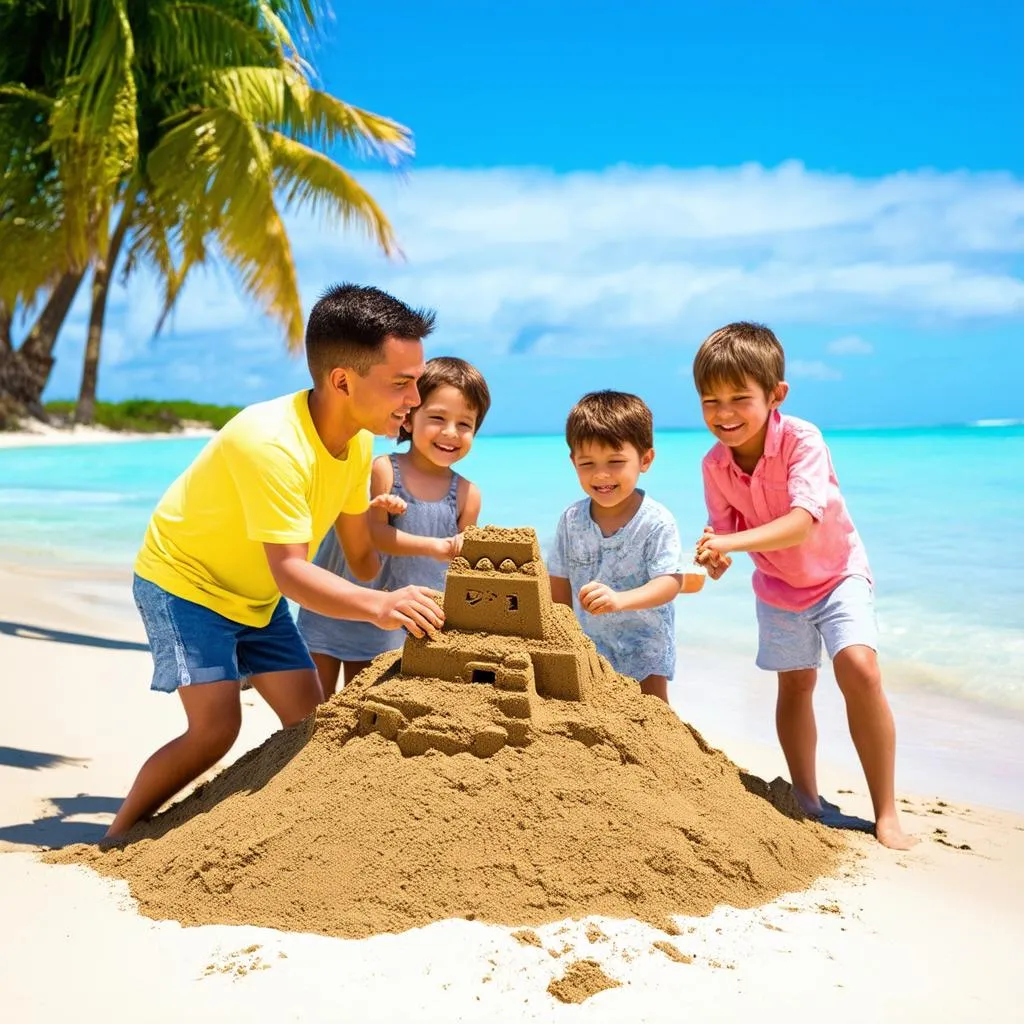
[578,581,623,615]
[430,533,464,562]
[369,493,408,517]
[695,527,733,581]
[374,585,444,637]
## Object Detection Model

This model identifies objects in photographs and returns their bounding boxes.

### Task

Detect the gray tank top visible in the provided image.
[296,454,461,661]
[307,453,460,592]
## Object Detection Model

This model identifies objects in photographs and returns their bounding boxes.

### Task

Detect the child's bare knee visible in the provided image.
[834,646,882,693]
[778,669,817,695]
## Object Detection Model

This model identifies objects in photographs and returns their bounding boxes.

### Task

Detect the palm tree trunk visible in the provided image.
[0,271,86,416]
[75,196,137,425]
[0,303,11,354]
[0,303,17,428]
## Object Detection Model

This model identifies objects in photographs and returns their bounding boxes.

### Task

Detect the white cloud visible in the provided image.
[827,334,874,355]
[35,161,1024,400]
[789,360,842,381]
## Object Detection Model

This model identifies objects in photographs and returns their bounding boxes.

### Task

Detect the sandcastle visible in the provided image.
[404,525,599,701]
[354,525,618,759]
[52,524,846,941]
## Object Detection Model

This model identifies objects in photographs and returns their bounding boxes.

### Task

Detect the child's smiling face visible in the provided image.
[570,439,654,510]
[699,375,787,463]
[406,384,479,468]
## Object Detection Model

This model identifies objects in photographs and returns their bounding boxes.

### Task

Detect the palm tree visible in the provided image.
[0,0,92,414]
[0,1,412,423]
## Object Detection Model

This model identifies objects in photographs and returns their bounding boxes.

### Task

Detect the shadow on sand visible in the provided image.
[106,715,318,848]
[740,770,875,835]
[0,620,148,653]
[0,745,90,771]
[0,794,122,849]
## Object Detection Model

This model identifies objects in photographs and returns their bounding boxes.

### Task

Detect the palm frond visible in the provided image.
[0,84,54,108]
[146,3,278,78]
[303,88,413,163]
[267,132,399,256]
[201,65,413,162]
[216,179,304,349]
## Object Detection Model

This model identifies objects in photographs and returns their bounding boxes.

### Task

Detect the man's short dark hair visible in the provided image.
[305,283,436,380]
[565,390,654,455]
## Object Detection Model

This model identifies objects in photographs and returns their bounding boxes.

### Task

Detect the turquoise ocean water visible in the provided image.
[1,423,1022,719]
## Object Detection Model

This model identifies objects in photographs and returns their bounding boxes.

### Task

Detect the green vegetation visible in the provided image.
[1,1,408,424]
[42,399,242,433]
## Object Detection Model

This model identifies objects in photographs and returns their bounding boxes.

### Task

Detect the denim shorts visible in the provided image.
[133,575,315,693]
[755,575,877,672]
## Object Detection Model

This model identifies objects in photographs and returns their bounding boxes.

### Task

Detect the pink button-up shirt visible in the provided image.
[702,411,872,612]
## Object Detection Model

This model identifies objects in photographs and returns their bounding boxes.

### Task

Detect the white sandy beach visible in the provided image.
[0,422,216,448]
[1,561,1021,1023]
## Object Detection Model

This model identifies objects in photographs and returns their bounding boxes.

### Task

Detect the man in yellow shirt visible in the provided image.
[107,284,444,839]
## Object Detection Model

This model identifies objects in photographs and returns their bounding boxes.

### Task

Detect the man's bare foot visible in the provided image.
[875,813,919,850]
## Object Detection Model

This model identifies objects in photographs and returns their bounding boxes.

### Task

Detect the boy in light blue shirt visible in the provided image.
[548,390,705,703]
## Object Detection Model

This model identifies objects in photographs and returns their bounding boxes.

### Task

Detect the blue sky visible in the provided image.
[37,0,1024,433]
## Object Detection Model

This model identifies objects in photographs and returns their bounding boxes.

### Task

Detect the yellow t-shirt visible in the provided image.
[134,390,372,627]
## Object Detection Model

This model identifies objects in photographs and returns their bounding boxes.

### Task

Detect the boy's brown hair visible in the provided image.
[692,321,785,397]
[565,390,654,456]
[398,356,491,443]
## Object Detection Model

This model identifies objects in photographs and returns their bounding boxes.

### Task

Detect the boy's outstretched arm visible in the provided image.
[579,574,682,615]
[694,527,732,579]
[550,575,573,607]
[698,508,814,557]
[679,566,707,593]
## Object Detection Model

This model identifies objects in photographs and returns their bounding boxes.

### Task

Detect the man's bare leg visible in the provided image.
[776,668,822,816]
[311,653,342,699]
[833,645,917,850]
[105,680,242,840]
[640,674,670,703]
[343,660,372,687]
[248,667,323,725]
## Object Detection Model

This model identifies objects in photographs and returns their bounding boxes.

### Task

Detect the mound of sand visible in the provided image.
[52,659,843,938]
[52,526,845,938]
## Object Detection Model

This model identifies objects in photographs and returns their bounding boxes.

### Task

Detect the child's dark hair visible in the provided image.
[565,390,654,455]
[692,321,785,397]
[305,283,436,381]
[398,356,491,443]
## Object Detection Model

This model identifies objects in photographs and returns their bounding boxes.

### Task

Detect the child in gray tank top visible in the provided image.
[298,357,490,695]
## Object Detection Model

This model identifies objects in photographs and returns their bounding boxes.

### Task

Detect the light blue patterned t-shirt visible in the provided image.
[548,492,683,681]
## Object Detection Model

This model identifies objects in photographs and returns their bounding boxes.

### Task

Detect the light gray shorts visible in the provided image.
[756,575,877,673]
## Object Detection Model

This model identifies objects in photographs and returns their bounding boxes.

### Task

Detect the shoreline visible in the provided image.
[0,561,1021,1020]
[0,423,215,449]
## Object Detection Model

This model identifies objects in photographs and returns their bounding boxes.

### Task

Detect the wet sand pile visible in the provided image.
[52,527,845,938]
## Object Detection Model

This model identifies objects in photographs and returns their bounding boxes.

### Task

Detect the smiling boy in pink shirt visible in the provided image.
[693,322,915,850]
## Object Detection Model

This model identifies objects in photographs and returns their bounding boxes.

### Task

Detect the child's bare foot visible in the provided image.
[793,787,823,818]
[875,813,918,850]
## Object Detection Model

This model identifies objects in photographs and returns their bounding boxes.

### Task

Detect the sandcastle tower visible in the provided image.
[401,525,604,703]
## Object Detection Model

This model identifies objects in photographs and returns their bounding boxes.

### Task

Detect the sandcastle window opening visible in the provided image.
[471,668,496,684]
[506,595,518,612]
